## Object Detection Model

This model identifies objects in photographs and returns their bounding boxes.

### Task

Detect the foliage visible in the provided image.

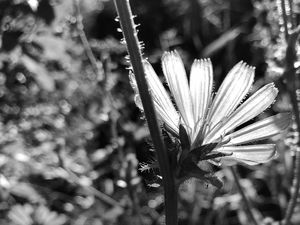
[0,0,299,224]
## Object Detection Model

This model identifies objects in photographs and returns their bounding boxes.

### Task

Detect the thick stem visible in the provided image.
[230,167,259,225]
[113,1,178,224]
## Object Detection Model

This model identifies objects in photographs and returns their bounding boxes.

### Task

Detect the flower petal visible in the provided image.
[190,59,213,123]
[207,62,254,128]
[144,61,179,134]
[205,83,278,143]
[162,51,194,129]
[225,113,291,145]
[218,144,276,165]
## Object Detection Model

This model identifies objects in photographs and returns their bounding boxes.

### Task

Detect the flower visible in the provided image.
[130,51,291,166]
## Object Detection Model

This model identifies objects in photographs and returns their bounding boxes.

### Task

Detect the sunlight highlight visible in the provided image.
[130,51,291,166]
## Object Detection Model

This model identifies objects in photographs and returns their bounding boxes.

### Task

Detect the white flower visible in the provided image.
[130,51,291,166]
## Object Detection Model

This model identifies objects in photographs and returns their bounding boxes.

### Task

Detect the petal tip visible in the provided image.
[265,83,279,96]
[143,60,151,67]
[236,61,256,73]
[162,50,182,64]
[162,51,172,60]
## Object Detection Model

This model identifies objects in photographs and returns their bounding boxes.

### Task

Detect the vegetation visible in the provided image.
[0,0,299,224]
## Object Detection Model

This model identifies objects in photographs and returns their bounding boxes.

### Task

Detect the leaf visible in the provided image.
[202,27,242,57]
[102,205,124,221]
[20,55,55,91]
[10,182,45,203]
[189,138,231,162]
[179,124,191,151]
[34,205,67,225]
[189,142,219,161]
[33,34,68,62]
[8,204,33,225]
[202,152,233,161]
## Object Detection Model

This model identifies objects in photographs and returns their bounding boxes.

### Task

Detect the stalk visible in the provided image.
[230,167,259,225]
[277,2,300,223]
[73,0,104,81]
[280,0,290,40]
[113,1,178,224]
[282,25,300,225]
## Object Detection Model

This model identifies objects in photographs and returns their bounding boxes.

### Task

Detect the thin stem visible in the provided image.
[55,142,123,208]
[113,1,178,225]
[282,26,300,225]
[280,0,290,40]
[71,0,123,209]
[230,167,259,225]
[125,159,144,225]
[73,0,104,81]
[278,2,300,223]
[287,0,296,28]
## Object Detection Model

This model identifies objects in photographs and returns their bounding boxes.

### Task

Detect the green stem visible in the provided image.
[113,1,178,224]
[230,167,259,225]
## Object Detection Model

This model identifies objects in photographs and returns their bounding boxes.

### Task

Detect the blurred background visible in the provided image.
[0,0,299,224]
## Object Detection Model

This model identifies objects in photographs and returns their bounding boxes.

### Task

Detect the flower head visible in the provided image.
[130,51,290,166]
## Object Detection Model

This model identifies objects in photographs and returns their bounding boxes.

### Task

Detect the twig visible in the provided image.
[278,2,300,223]
[287,0,296,28]
[280,0,290,40]
[125,158,143,225]
[70,0,125,209]
[55,142,123,208]
[70,171,123,208]
[282,25,300,225]
[230,167,259,225]
[113,1,178,225]
[73,0,104,81]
